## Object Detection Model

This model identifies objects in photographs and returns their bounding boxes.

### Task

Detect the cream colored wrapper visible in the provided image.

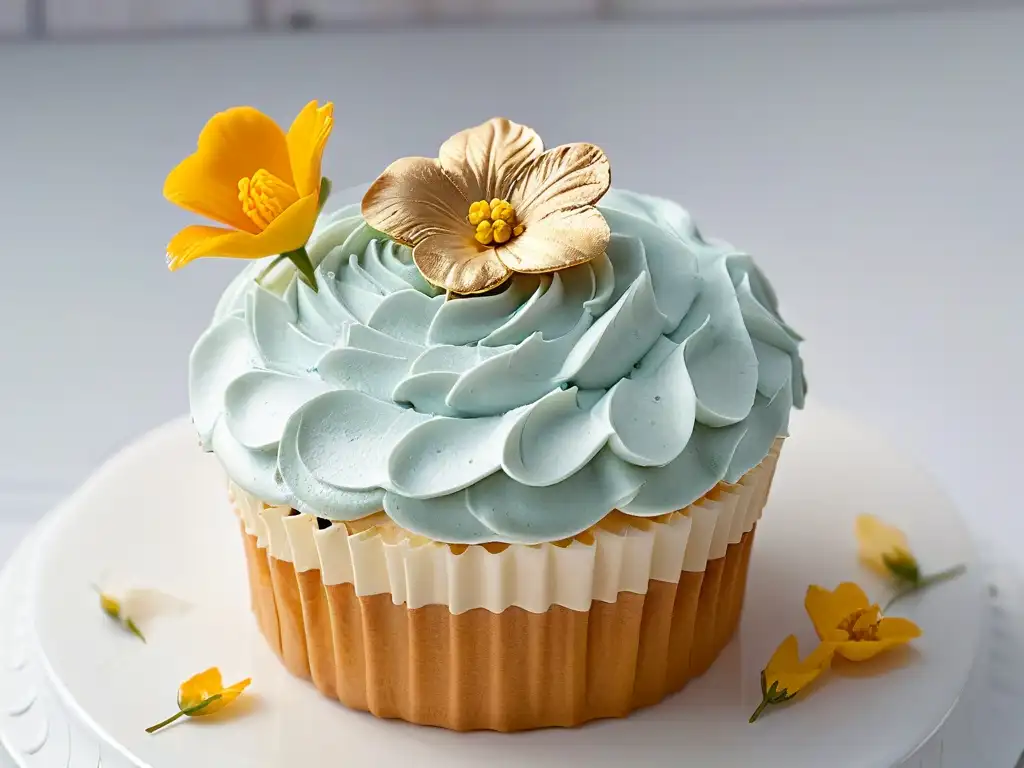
[232,439,780,614]
[232,440,782,731]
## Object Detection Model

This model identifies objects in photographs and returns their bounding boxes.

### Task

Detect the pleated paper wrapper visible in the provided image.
[232,440,782,731]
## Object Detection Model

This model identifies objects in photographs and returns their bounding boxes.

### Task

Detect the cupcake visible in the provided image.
[168,108,805,731]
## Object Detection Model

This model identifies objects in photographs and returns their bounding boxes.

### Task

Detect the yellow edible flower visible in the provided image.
[805,582,921,662]
[855,514,918,581]
[749,635,832,723]
[855,514,966,610]
[95,587,145,643]
[163,101,334,289]
[146,667,251,734]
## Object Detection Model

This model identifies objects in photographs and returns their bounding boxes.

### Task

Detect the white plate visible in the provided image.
[8,404,987,767]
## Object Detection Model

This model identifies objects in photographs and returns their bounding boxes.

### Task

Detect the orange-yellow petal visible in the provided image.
[764,635,832,696]
[877,616,922,642]
[286,100,334,198]
[511,143,611,224]
[166,225,254,270]
[164,161,257,234]
[362,157,468,245]
[831,640,890,662]
[805,582,871,640]
[412,232,511,294]
[167,193,319,269]
[177,667,225,710]
[496,206,610,273]
[164,106,293,232]
[194,678,252,716]
[438,117,543,202]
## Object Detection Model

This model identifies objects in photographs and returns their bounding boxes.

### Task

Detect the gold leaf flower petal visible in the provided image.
[438,117,543,202]
[512,143,611,224]
[362,157,468,246]
[413,232,512,294]
[497,206,610,273]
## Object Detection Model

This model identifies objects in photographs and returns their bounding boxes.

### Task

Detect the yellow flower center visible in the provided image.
[468,198,525,246]
[837,607,881,641]
[238,169,299,230]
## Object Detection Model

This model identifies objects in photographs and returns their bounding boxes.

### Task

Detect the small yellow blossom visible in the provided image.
[749,635,833,722]
[855,514,966,610]
[146,667,252,734]
[805,582,921,662]
[95,587,145,643]
[855,514,918,581]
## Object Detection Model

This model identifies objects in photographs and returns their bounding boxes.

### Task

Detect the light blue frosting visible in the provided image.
[190,189,805,544]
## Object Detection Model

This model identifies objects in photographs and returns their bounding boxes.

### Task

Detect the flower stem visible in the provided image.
[146,710,186,734]
[146,694,222,734]
[283,246,318,293]
[126,618,146,643]
[884,564,967,612]
[255,254,289,286]
[748,695,771,723]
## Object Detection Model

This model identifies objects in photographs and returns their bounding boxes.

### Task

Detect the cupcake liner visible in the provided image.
[232,439,782,731]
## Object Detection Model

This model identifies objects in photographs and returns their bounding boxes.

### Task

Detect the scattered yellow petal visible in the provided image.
[177,667,252,714]
[749,635,832,722]
[147,667,252,734]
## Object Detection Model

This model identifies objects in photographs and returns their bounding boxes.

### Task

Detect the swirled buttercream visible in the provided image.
[191,188,805,544]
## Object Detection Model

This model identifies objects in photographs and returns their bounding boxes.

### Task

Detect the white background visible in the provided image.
[0,3,1022,572]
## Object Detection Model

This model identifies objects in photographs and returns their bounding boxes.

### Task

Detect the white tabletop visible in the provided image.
[0,6,1022,558]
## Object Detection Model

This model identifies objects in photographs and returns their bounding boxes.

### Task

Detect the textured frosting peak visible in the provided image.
[191,189,805,544]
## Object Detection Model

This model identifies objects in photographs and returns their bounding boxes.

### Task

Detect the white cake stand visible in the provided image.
[0,405,1010,768]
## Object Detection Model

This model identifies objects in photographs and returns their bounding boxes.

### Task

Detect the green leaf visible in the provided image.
[283,246,318,293]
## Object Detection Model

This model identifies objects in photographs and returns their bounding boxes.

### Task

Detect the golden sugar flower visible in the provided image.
[361,117,611,294]
[805,582,921,662]
[749,635,833,723]
[95,587,145,642]
[164,100,334,288]
[146,667,252,733]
